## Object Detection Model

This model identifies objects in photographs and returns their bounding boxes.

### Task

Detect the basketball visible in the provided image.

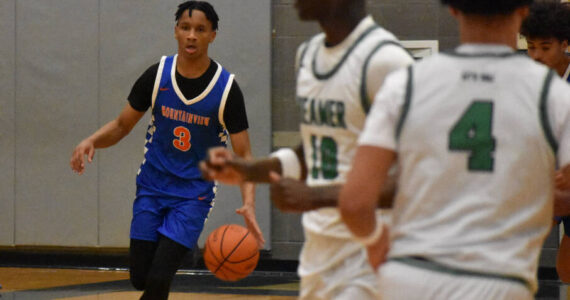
[203,224,260,281]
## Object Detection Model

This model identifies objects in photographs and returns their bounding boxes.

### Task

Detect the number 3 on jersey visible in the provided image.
[310,135,338,179]
[173,126,191,152]
[448,101,495,171]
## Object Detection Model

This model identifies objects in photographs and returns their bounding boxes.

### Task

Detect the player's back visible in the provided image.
[390,44,560,291]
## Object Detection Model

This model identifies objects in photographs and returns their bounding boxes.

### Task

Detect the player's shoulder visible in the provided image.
[365,42,413,71]
[549,70,570,101]
[368,24,399,41]
[495,54,555,86]
[361,23,412,62]
[298,33,325,53]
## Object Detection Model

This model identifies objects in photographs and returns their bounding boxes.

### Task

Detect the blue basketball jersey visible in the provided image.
[136,55,233,200]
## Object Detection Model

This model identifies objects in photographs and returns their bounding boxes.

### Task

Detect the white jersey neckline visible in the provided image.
[321,15,375,54]
[170,54,222,106]
[563,62,570,82]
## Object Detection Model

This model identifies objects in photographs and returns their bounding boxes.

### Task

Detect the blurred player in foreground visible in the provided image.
[339,0,570,299]
[201,0,413,298]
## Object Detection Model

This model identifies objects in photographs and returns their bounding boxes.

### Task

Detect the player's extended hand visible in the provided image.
[70,139,95,175]
[366,223,390,271]
[236,203,265,249]
[269,172,314,212]
[200,147,250,185]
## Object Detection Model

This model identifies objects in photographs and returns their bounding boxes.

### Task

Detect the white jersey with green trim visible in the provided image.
[296,16,411,244]
[359,44,570,292]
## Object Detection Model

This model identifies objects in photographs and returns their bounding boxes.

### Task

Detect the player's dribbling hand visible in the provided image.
[70,139,95,175]
[236,203,266,249]
[366,223,390,271]
[200,147,249,185]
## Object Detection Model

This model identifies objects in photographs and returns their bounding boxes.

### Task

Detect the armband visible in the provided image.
[270,148,301,180]
[354,222,384,247]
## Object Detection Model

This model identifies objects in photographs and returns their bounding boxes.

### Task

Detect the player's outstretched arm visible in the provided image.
[228,130,265,248]
[70,103,145,174]
[200,144,307,184]
[269,171,396,213]
[269,172,340,212]
[339,145,396,269]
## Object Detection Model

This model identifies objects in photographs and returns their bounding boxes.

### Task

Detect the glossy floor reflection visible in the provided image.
[0,267,567,299]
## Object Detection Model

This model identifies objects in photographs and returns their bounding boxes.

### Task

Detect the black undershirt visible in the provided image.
[127,59,249,134]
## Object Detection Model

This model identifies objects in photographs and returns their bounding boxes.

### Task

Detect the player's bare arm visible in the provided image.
[269,170,397,213]
[200,144,306,183]
[269,172,341,212]
[555,188,570,218]
[70,103,145,174]
[339,145,396,269]
[556,165,570,191]
[228,130,265,248]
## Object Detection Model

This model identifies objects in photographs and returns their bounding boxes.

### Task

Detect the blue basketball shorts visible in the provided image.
[130,193,214,249]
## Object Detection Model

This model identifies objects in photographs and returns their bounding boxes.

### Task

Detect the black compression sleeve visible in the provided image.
[128,63,159,112]
[223,81,249,134]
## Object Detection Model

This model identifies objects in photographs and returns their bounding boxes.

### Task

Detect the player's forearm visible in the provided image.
[301,181,394,211]
[239,181,256,206]
[555,188,570,217]
[339,146,394,237]
[303,185,341,210]
[378,173,397,209]
[242,157,283,183]
[89,119,132,149]
[339,182,379,237]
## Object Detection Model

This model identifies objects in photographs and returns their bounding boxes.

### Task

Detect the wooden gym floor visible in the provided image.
[0,267,299,299]
[0,266,569,299]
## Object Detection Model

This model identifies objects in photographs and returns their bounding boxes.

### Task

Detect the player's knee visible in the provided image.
[144,271,171,293]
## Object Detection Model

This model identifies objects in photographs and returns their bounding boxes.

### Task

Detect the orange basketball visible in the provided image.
[203,224,259,281]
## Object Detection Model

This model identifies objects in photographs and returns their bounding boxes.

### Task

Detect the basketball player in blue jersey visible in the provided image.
[70,1,264,299]
[521,1,570,283]
[340,0,570,299]
[201,0,413,298]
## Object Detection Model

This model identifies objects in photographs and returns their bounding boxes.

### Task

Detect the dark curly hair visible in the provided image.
[440,0,533,15]
[175,1,219,31]
[520,1,570,42]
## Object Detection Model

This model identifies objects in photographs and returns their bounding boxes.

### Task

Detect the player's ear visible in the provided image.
[209,30,217,43]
